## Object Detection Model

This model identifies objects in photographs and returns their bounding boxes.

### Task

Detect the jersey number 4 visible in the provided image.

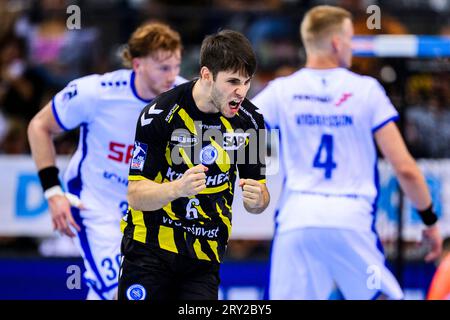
[313,134,337,179]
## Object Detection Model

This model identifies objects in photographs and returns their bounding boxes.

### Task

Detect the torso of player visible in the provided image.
[124,81,265,262]
[266,68,397,200]
[253,67,398,232]
[83,83,142,216]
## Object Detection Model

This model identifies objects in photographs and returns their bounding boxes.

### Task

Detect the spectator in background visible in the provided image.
[0,117,28,154]
[0,34,44,121]
[17,0,99,91]
[338,0,409,76]
[405,75,450,158]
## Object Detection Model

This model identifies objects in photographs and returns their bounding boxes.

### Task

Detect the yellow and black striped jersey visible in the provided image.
[121,80,266,263]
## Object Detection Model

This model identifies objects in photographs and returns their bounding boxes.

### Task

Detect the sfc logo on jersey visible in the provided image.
[131,141,148,171]
[126,284,147,300]
[200,144,218,165]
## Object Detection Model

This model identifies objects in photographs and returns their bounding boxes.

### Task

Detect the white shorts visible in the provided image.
[269,227,404,300]
[72,210,123,300]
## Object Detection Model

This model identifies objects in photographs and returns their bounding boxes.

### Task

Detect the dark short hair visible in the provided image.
[199,30,257,79]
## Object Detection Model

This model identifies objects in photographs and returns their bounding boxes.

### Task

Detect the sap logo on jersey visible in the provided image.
[131,141,148,171]
[223,133,249,150]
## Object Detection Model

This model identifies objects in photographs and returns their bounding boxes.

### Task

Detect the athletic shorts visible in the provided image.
[118,236,220,300]
[269,227,404,300]
[72,209,122,300]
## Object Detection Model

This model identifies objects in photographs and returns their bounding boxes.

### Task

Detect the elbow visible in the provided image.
[27,117,38,141]
[394,162,420,182]
[127,192,140,211]
[126,184,139,210]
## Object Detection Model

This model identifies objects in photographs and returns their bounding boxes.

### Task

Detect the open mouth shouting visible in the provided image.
[229,99,242,113]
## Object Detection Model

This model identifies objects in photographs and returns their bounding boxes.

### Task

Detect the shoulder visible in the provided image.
[264,69,303,89]
[67,69,132,96]
[97,69,133,92]
[340,69,381,88]
[140,81,192,121]
[238,99,265,130]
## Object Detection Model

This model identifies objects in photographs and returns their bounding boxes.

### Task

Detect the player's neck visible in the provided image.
[305,55,341,69]
[134,73,156,101]
[192,79,218,114]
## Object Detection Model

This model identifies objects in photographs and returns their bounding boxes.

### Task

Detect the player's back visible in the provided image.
[259,67,398,199]
[253,67,398,231]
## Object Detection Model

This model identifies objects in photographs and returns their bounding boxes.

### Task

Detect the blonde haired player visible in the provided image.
[28,22,185,300]
[253,5,442,299]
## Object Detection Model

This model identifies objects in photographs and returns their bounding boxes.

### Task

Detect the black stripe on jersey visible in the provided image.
[123,208,135,240]
[199,238,218,263]
[145,214,160,245]
[173,227,189,256]
[184,232,197,259]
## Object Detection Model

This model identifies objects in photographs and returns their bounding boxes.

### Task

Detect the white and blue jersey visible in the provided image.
[253,67,403,300]
[52,69,185,299]
[253,67,398,233]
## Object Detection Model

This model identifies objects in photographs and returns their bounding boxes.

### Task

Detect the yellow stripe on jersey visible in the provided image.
[178,108,197,135]
[165,144,173,166]
[199,183,229,194]
[158,225,178,253]
[222,196,232,212]
[179,147,194,169]
[167,104,180,123]
[258,179,267,184]
[162,201,180,221]
[207,240,220,262]
[128,175,148,181]
[220,116,233,132]
[216,202,232,237]
[120,218,127,233]
[129,173,163,183]
[154,172,163,183]
[193,238,210,261]
[130,207,147,243]
[209,137,230,172]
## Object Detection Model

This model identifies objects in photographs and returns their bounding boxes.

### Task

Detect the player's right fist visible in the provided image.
[175,164,208,197]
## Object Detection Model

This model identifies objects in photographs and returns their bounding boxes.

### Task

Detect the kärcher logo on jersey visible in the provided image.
[166,167,229,186]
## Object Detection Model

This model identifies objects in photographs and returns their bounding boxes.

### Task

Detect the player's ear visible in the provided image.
[132,57,141,72]
[200,66,212,82]
[331,34,340,53]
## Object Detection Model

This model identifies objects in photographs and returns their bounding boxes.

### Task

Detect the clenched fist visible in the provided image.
[176,164,209,197]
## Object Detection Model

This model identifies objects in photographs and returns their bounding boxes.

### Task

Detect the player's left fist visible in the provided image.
[239,178,265,210]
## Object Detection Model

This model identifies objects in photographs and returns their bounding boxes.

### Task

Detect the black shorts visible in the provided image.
[118,236,220,300]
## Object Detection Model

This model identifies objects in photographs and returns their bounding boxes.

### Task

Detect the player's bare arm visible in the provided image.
[27,101,81,237]
[375,121,442,261]
[128,164,208,211]
[239,179,270,214]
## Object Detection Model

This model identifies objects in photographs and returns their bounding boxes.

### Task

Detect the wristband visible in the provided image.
[44,185,64,200]
[38,166,61,191]
[418,204,438,226]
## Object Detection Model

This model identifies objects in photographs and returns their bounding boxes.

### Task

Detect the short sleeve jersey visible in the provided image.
[122,80,266,263]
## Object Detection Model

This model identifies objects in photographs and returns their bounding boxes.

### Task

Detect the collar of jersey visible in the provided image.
[130,71,154,103]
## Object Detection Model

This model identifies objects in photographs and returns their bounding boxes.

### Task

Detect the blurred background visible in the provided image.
[0,0,449,300]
